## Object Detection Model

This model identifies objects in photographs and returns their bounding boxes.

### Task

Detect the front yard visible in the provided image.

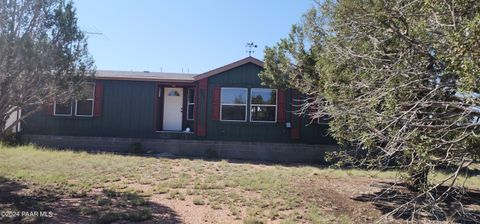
[0,145,478,223]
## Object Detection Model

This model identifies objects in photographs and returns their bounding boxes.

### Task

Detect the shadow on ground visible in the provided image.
[353,181,480,223]
[0,176,58,223]
[0,176,182,223]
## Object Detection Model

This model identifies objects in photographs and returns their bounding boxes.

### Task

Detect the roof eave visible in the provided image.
[194,56,264,81]
[95,77,195,83]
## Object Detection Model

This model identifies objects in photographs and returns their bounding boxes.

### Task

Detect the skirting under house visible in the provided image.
[20,57,337,163]
[24,135,338,164]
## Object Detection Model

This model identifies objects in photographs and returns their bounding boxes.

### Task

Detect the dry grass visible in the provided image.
[0,144,478,223]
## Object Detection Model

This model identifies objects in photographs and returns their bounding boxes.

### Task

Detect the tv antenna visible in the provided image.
[84,24,108,39]
[85,31,104,36]
[246,42,257,56]
[84,30,109,41]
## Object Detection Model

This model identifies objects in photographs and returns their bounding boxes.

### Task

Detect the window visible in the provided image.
[168,90,180,96]
[54,101,72,116]
[187,88,195,120]
[250,88,277,122]
[75,83,95,117]
[221,88,247,121]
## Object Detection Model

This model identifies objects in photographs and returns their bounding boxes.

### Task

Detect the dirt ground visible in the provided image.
[0,174,382,223]
[145,176,382,224]
[1,146,479,223]
[2,168,478,224]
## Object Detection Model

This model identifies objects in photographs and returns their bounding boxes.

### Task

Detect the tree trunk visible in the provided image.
[407,165,430,192]
[0,119,6,140]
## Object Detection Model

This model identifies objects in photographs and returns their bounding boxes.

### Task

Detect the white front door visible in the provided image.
[163,87,183,131]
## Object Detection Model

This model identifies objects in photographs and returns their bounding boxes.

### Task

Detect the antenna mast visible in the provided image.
[85,31,104,35]
[245,42,257,56]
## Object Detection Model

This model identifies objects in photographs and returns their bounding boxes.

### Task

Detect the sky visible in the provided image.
[73,0,315,74]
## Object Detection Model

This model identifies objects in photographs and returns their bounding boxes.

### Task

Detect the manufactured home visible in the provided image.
[22,57,337,163]
[3,108,21,133]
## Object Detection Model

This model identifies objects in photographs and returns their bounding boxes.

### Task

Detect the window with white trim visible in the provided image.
[187,88,195,120]
[75,83,95,117]
[54,101,72,116]
[250,88,277,122]
[221,88,247,121]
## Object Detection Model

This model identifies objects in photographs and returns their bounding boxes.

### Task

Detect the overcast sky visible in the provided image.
[73,0,314,74]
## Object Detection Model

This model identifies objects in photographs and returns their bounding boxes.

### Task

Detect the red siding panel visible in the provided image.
[290,90,301,140]
[93,82,104,117]
[196,79,208,136]
[45,103,54,116]
[153,85,160,131]
[182,87,188,130]
[212,87,221,120]
[277,89,285,123]
[291,123,301,139]
[194,86,198,121]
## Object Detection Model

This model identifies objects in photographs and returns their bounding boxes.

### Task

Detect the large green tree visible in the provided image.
[0,0,94,136]
[261,0,479,220]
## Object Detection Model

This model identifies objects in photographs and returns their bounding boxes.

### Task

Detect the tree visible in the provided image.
[0,0,94,137]
[261,0,479,221]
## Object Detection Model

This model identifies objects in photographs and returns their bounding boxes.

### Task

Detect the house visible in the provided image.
[21,57,337,163]
[4,108,21,133]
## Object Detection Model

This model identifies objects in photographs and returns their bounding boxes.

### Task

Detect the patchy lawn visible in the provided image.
[0,145,478,223]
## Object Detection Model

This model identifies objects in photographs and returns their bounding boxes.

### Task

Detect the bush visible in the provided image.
[124,209,152,222]
[0,131,22,146]
[95,212,123,224]
[121,192,148,206]
[154,185,169,194]
[243,217,264,224]
[95,209,152,223]
[102,189,118,198]
[192,197,205,205]
[96,197,112,206]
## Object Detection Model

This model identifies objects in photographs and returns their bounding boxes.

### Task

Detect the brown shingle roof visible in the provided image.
[96,70,196,82]
[95,57,263,82]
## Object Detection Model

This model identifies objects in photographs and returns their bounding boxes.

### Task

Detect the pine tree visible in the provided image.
[0,0,94,137]
[261,0,480,220]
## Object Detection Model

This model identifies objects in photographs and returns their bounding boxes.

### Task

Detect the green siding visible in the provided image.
[22,63,335,144]
[204,63,333,144]
[23,80,158,138]
[300,120,335,144]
